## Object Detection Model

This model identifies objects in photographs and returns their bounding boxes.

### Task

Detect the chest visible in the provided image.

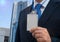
[22,8,60,37]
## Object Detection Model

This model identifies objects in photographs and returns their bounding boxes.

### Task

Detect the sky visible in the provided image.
[0,0,32,28]
[0,0,14,28]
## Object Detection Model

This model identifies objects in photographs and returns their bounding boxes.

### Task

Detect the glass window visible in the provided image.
[4,36,9,42]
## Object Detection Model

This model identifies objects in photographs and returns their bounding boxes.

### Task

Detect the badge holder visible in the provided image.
[27,10,38,31]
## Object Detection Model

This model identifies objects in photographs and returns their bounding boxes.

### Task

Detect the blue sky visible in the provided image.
[0,0,32,28]
[0,0,14,28]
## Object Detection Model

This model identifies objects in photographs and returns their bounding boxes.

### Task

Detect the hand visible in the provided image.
[29,27,51,42]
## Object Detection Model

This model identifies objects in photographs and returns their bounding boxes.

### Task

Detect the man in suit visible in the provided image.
[15,0,60,42]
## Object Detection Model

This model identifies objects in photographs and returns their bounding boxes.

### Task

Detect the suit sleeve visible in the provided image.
[51,37,60,42]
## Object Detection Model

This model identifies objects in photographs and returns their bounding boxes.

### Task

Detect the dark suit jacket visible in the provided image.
[15,0,60,42]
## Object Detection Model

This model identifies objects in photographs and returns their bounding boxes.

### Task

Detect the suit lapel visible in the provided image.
[38,0,57,27]
[26,5,32,15]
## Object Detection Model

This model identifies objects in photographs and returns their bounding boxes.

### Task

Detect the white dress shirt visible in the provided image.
[34,0,50,14]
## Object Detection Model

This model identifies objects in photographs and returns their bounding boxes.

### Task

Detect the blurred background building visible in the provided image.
[0,0,32,42]
[0,27,10,42]
[10,1,27,42]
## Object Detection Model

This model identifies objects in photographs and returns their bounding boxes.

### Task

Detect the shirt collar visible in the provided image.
[34,0,50,8]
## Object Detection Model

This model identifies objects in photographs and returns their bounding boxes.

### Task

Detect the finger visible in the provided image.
[33,29,43,34]
[29,27,37,33]
[33,29,47,36]
[36,27,48,33]
[32,30,45,38]
[37,38,45,42]
[30,27,43,33]
[34,33,43,38]
[30,27,48,33]
[32,30,49,38]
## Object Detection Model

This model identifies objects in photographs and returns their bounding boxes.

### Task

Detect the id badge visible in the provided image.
[27,11,38,31]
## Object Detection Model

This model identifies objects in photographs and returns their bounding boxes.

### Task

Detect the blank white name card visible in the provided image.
[27,11,38,31]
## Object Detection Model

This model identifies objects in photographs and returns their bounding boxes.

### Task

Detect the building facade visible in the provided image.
[10,1,27,42]
[0,27,10,42]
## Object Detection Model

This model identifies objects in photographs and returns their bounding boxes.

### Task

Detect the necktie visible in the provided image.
[35,4,42,19]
